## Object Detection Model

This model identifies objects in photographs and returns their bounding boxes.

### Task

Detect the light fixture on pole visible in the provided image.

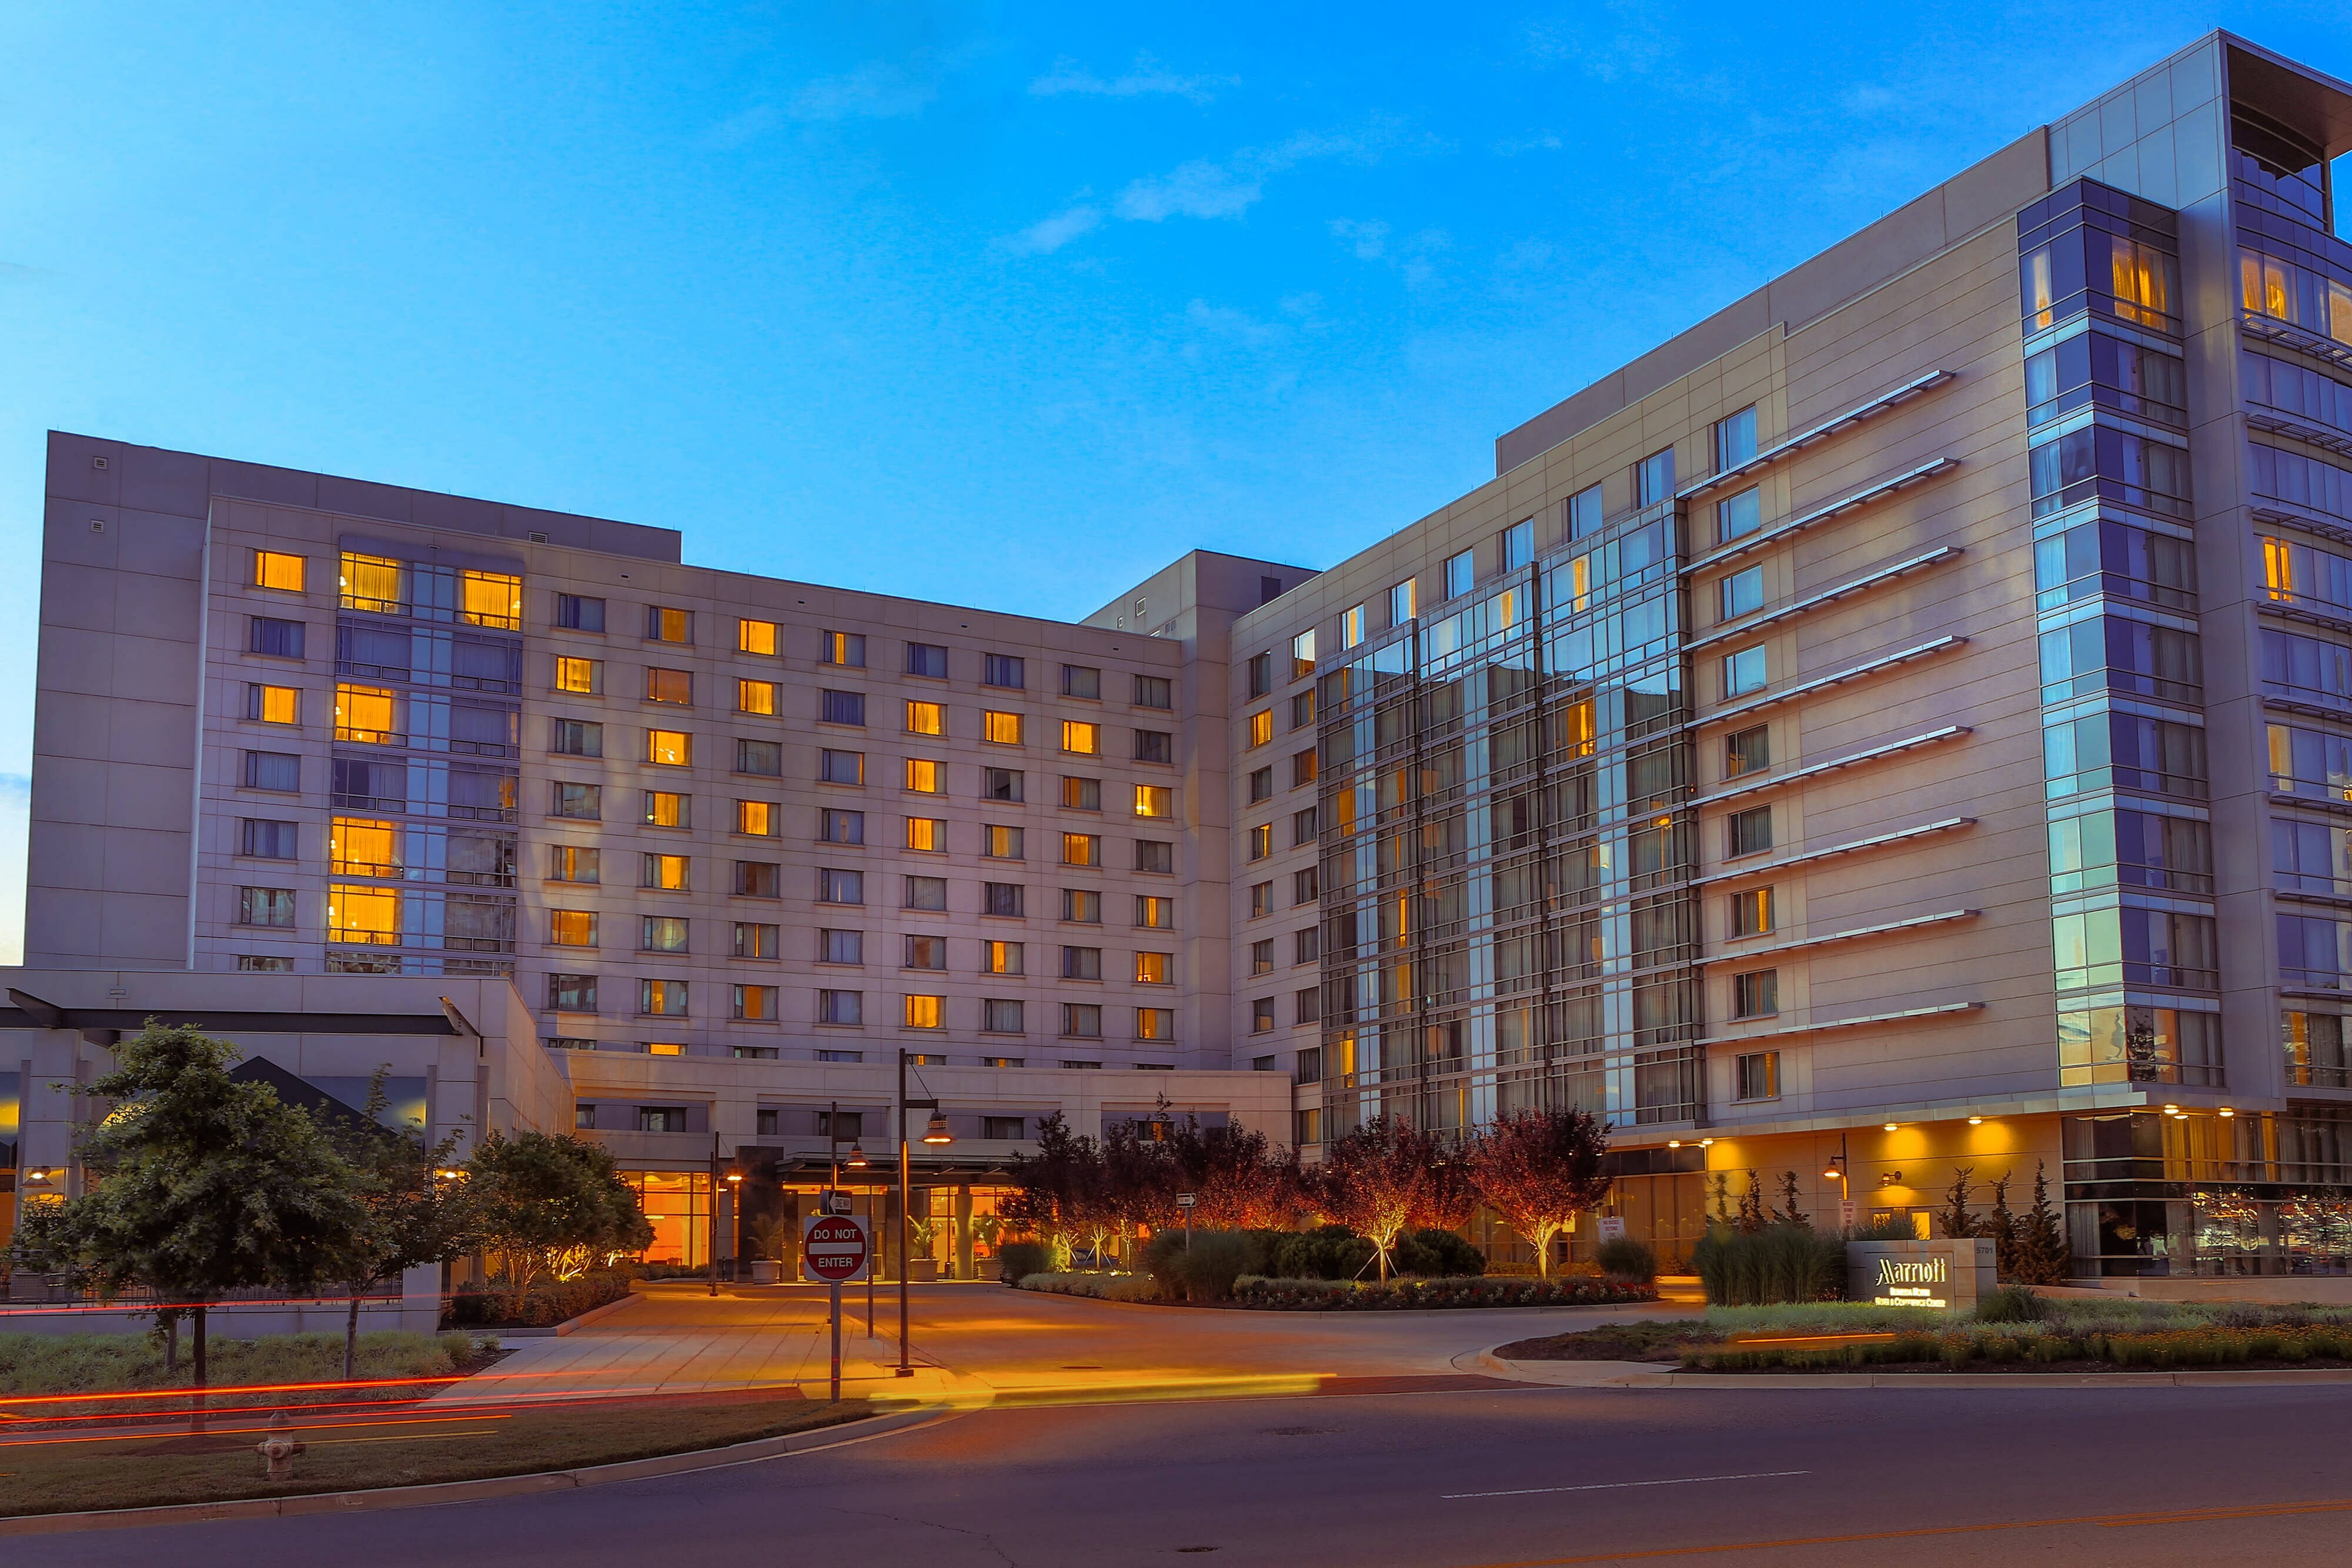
[897,1049,948,1379]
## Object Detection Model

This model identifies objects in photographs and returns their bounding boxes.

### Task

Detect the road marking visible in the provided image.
[1445,1470,1809,1500]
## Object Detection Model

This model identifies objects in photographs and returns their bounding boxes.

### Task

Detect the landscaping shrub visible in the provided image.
[1393,1228,1485,1279]
[1232,1275,1656,1311]
[1683,1323,2352,1372]
[1595,1236,1656,1283]
[1018,1272,1161,1302]
[1692,1224,1844,1306]
[997,1240,1051,1284]
[1268,1225,1377,1282]
[442,1269,632,1329]
[1975,1285,2049,1324]
[1140,1230,1259,1301]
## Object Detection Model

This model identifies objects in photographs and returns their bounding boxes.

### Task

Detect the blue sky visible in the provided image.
[3,3,2351,952]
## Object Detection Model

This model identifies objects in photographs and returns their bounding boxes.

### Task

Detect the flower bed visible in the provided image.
[1686,1323,2352,1372]
[1234,1275,1657,1311]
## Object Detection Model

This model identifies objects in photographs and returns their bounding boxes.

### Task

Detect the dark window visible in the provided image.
[820,928,863,964]
[819,748,865,785]
[555,594,606,632]
[904,875,948,911]
[1728,806,1773,858]
[1292,748,1318,788]
[734,861,780,898]
[982,1113,1025,1138]
[1063,1002,1102,1038]
[1293,926,1320,965]
[1714,406,1758,472]
[1736,1051,1780,1101]
[1247,652,1273,698]
[1247,765,1274,802]
[1732,969,1778,1019]
[756,1108,780,1136]
[983,767,1023,803]
[1251,997,1276,1033]
[1293,867,1319,905]
[984,654,1025,689]
[1726,726,1770,778]
[249,617,306,658]
[636,1106,687,1133]
[1636,446,1676,507]
[1135,729,1172,764]
[1292,807,1318,846]
[2033,516,2198,613]
[1295,987,1320,1024]
[239,818,298,859]
[983,882,1024,917]
[552,718,603,757]
[548,972,599,1012]
[1061,945,1102,980]
[238,886,295,927]
[1135,840,1172,874]
[819,808,864,844]
[1260,575,1284,605]
[1133,676,1172,710]
[907,642,948,679]
[1290,691,1315,730]
[818,868,864,904]
[1061,665,1101,699]
[551,781,602,820]
[736,738,782,776]
[820,689,865,726]
[734,922,780,958]
[242,751,300,792]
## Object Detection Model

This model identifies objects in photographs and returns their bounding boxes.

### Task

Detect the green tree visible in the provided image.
[1462,1108,1612,1278]
[1736,1170,1766,1235]
[2011,1160,2072,1285]
[322,1069,475,1380]
[1986,1170,2019,1279]
[1708,1170,1733,1224]
[1938,1166,1980,1241]
[7,1022,370,1421]
[1773,1171,1809,1228]
[1001,1111,1095,1269]
[463,1129,652,1292]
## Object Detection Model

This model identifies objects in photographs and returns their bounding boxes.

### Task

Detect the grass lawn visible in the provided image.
[0,1331,507,1428]
[1492,1320,1711,1362]
[0,1389,874,1518]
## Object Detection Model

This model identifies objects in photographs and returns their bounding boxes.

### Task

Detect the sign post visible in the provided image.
[803,1211,870,1402]
[1177,1192,1197,1251]
[1596,1215,1627,1243]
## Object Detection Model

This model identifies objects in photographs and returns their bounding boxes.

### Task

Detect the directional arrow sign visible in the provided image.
[803,1213,870,1283]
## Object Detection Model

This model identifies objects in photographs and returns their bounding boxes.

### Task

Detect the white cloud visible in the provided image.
[789,62,936,122]
[1004,205,1104,255]
[1328,218,1389,259]
[1030,52,1237,105]
[1185,299,1282,346]
[1118,159,1262,222]
[1524,2,1680,83]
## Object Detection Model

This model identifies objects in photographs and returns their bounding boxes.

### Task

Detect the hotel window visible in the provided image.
[640,979,689,1016]
[1444,549,1474,601]
[754,1108,779,1135]
[1134,674,1172,709]
[734,985,777,1021]
[904,758,943,794]
[1715,406,1758,472]
[983,882,1024,917]
[817,989,864,1025]
[239,886,296,928]
[643,790,689,828]
[738,799,780,837]
[336,684,397,744]
[1294,926,1320,965]
[1135,1008,1175,1042]
[1729,887,1774,937]
[248,684,300,726]
[1247,766,1274,803]
[1728,805,1773,858]
[1388,580,1416,626]
[906,816,947,852]
[240,818,299,860]
[1063,1003,1103,1039]
[643,853,690,891]
[1250,938,1274,975]
[983,824,1024,860]
[1246,652,1273,698]
[983,767,1024,802]
[984,940,1024,975]
[1289,628,1317,680]
[1566,487,1602,541]
[1134,784,1172,819]
[338,553,403,613]
[459,570,522,628]
[1136,730,1172,764]
[642,916,689,953]
[819,928,863,964]
[239,955,295,973]
[645,606,691,644]
[1062,888,1101,924]
[821,630,866,667]
[548,973,598,1012]
[1292,748,1318,788]
[554,594,606,632]
[1247,709,1273,748]
[326,884,396,942]
[1735,1050,1780,1101]
[1723,646,1766,697]
[984,710,1023,745]
[1251,998,1276,1034]
[1137,894,1175,929]
[983,999,1024,1035]
[253,549,307,593]
[250,616,306,658]
[327,816,395,875]
[821,689,866,726]
[1292,867,1318,905]
[1635,446,1675,507]
[1063,833,1100,867]
[904,875,948,911]
[1061,664,1101,699]
[735,922,780,959]
[1063,776,1102,811]
[1295,988,1321,1025]
[1717,487,1762,544]
[556,656,603,695]
[549,845,600,884]
[906,641,949,679]
[1061,720,1101,755]
[903,994,945,1029]
[1062,945,1102,980]
[1292,806,1318,846]
[1726,726,1770,779]
[1137,950,1172,985]
[1342,604,1367,649]
[1249,881,1274,918]
[1732,969,1779,1020]
[1136,840,1172,874]
[1290,691,1315,730]
[737,678,778,715]
[735,861,781,898]
[820,748,865,785]
[905,700,944,736]
[1248,823,1272,861]
[904,934,947,970]
[984,654,1025,689]
[1719,566,1763,621]
[723,620,771,659]
[647,729,691,767]
[550,782,601,820]
[818,807,863,844]
[551,718,602,757]
[1504,516,1538,567]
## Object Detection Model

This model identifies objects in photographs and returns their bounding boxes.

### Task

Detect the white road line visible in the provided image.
[1443,1469,1810,1500]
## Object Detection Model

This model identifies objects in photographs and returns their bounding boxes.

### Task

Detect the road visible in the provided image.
[17,1286,2352,1566]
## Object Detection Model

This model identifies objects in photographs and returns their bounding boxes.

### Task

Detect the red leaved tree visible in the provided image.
[1315,1114,1437,1281]
[1464,1108,1612,1277]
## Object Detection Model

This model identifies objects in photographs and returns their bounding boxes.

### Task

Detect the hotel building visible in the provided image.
[11,31,2352,1283]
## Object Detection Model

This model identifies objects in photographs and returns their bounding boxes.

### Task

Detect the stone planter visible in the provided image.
[749,1258,781,1284]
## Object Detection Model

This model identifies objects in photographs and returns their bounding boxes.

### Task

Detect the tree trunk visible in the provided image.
[1535,1227,1552,1279]
[161,1309,179,1372]
[190,1303,208,1433]
[345,1283,365,1382]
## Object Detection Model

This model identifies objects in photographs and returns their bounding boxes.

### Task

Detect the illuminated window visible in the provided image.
[984,710,1023,745]
[1135,895,1174,930]
[640,978,689,1016]
[1135,951,1170,985]
[1247,710,1273,748]
[984,940,1024,975]
[555,656,602,694]
[1248,824,1272,861]
[646,667,692,706]
[1061,720,1100,755]
[248,684,300,725]
[647,1042,686,1058]
[904,994,945,1029]
[254,550,308,593]
[1342,605,1366,648]
[1062,776,1101,811]
[647,606,692,644]
[737,679,777,715]
[906,816,946,852]
[736,800,777,837]
[550,910,598,947]
[905,700,945,736]
[983,824,1024,860]
[335,683,398,744]
[1291,628,1317,678]
[1135,1007,1175,1042]
[643,791,689,828]
[643,852,690,891]
[647,730,691,767]
[1062,833,1100,867]
[328,884,400,944]
[339,551,403,613]
[329,817,399,877]
[738,618,778,655]
[1134,784,1172,818]
[733,984,777,1021]
[459,569,522,629]
[904,758,943,793]
[1730,887,1774,937]
[821,631,866,667]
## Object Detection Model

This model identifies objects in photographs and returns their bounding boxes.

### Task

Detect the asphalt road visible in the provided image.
[19,1290,2352,1566]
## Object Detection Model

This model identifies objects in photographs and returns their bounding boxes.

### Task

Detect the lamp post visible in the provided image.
[707,1133,721,1296]
[896,1048,950,1378]
[849,1140,873,1337]
[1823,1132,1852,1231]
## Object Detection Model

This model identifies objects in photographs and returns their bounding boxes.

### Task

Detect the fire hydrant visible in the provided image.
[256,1410,306,1480]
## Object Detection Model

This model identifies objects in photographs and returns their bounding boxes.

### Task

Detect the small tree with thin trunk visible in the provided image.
[1986,1170,2019,1281]
[1463,1108,1611,1278]
[1315,1114,1436,1282]
[1773,1171,1809,1228]
[464,1129,651,1293]
[1736,1170,1766,1235]
[2010,1160,2072,1285]
[1937,1166,1980,1241]
[323,1069,475,1379]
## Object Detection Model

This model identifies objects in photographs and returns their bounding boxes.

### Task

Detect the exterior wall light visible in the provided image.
[923,1111,952,1145]
[1967,1116,1983,1126]
[2219,1108,2236,1118]
[1882,1122,1899,1132]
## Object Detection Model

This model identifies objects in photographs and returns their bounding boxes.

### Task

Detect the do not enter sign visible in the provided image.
[803,1213,870,1283]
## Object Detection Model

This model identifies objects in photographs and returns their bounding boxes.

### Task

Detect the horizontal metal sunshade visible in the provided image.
[1701,635,1967,728]
[1701,999,1983,1044]
[1693,817,1976,885]
[1696,908,1978,965]
[1682,456,1960,575]
[1695,724,1971,808]
[1685,545,1963,652]
[1675,367,1958,504]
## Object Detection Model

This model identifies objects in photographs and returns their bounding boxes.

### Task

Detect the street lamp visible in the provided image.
[897,1048,950,1378]
[1822,1130,1852,1228]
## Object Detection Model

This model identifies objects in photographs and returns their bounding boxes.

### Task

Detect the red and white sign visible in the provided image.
[803,1213,870,1283]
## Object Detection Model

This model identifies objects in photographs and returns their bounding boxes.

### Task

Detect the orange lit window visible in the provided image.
[903,994,944,1029]
[1062,833,1099,867]
[550,910,598,947]
[904,758,943,793]
[555,656,602,694]
[329,817,399,877]
[738,678,777,715]
[647,730,691,767]
[906,700,945,736]
[335,684,397,744]
[646,668,691,706]
[647,1041,687,1057]
[738,618,778,656]
[339,551,400,610]
[459,569,522,629]
[328,884,400,944]
[1247,710,1273,747]
[1134,784,1172,819]
[1135,951,1170,985]
[984,711,1023,745]
[1061,721,1100,755]
[906,817,946,851]
[255,550,308,593]
[252,685,299,725]
[736,800,777,837]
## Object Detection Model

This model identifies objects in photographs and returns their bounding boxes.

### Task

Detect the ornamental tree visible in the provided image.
[323,1069,475,1379]
[463,1129,652,1291]
[1315,1114,1437,1282]
[1463,1108,1611,1278]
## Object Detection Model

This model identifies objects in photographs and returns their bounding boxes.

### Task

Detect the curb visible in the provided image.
[0,1403,949,1537]
[1476,1348,2352,1390]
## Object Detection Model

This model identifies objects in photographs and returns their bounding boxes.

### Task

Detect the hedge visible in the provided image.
[441,1271,633,1329]
[1685,1324,2352,1372]
[1233,1275,1657,1311]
